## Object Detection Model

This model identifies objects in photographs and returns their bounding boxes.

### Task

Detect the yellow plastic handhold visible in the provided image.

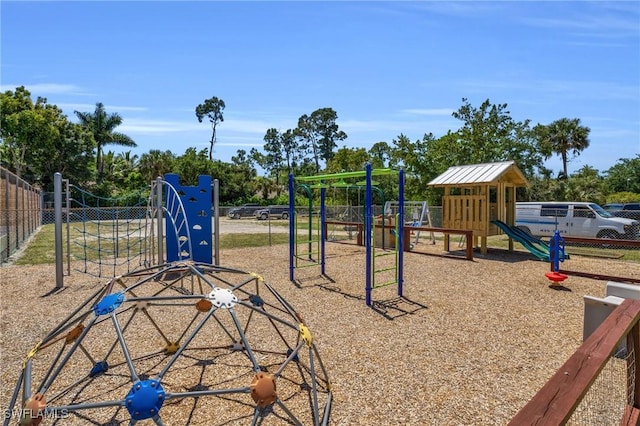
[164,342,180,355]
[249,272,264,282]
[24,340,42,367]
[299,324,313,347]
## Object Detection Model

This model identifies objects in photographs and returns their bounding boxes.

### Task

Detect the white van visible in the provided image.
[515,202,640,240]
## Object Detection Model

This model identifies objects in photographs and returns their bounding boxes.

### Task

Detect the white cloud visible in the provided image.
[58,103,148,112]
[119,119,199,134]
[222,118,287,134]
[523,14,640,37]
[459,78,638,101]
[216,142,264,147]
[407,1,506,18]
[119,117,290,137]
[401,108,454,116]
[340,117,455,136]
[590,127,640,141]
[0,83,89,96]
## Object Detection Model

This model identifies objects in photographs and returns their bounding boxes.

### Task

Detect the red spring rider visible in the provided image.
[545,230,568,285]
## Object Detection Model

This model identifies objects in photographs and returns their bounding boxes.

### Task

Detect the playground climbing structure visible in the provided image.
[53,173,221,288]
[288,163,406,306]
[5,262,332,425]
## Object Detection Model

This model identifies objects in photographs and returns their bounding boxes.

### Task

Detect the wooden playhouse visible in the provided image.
[428,161,529,254]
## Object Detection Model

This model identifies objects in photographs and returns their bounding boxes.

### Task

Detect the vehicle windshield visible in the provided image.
[590,203,613,218]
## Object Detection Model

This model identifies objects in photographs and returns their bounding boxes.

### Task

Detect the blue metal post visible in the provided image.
[365,163,373,306]
[397,169,405,297]
[549,230,565,272]
[288,173,295,282]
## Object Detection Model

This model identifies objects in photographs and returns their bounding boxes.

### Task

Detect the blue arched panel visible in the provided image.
[164,174,212,263]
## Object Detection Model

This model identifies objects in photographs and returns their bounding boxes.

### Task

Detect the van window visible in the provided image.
[541,204,568,217]
[573,206,595,218]
[590,203,613,218]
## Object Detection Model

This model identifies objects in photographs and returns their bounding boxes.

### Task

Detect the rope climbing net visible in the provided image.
[67,184,152,277]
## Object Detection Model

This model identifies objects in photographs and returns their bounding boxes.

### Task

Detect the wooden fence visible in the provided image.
[0,167,41,263]
[510,298,640,425]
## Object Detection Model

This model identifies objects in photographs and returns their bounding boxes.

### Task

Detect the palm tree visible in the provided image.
[536,118,590,178]
[111,151,140,185]
[138,149,175,182]
[74,102,136,180]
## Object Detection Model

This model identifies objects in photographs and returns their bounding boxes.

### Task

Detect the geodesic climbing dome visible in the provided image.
[5,262,332,425]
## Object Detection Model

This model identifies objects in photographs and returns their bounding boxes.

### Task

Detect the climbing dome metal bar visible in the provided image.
[5,262,332,425]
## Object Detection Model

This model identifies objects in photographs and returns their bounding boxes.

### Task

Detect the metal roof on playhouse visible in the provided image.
[428,160,528,187]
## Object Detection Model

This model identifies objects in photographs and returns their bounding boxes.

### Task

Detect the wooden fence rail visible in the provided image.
[509,298,640,425]
[323,221,474,260]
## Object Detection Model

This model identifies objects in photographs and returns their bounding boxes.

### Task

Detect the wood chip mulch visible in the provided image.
[1,242,639,425]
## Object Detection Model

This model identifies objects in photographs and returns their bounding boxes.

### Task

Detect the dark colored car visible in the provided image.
[610,203,640,221]
[254,206,290,220]
[603,203,624,211]
[227,204,261,219]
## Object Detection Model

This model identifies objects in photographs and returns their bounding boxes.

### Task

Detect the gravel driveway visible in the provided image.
[218,217,289,233]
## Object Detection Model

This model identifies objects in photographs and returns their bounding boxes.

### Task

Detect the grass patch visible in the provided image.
[13,223,640,265]
[15,223,150,265]
[220,233,289,249]
[414,233,640,261]
[484,234,640,262]
[13,224,290,265]
[14,225,57,265]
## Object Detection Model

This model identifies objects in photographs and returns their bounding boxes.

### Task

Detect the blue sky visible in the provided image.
[2,1,639,176]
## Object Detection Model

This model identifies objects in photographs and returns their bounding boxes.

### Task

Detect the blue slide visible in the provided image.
[491,220,555,261]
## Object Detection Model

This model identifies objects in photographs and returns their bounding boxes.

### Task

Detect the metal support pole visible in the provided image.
[397,169,405,297]
[54,172,63,289]
[320,185,326,275]
[364,163,373,306]
[65,179,70,276]
[13,173,18,251]
[213,179,220,266]
[156,177,164,264]
[288,173,295,282]
[20,178,25,245]
[3,168,10,263]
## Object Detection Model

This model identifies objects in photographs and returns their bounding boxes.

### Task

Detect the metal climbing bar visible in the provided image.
[289,175,324,281]
[290,165,404,306]
[293,211,322,265]
[295,168,397,182]
[366,167,405,305]
[371,212,400,290]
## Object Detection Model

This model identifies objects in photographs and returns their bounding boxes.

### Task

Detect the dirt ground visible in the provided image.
[1,221,640,425]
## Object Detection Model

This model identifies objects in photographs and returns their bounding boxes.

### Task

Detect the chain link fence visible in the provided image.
[0,167,41,263]
[41,206,150,224]
[7,188,640,282]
